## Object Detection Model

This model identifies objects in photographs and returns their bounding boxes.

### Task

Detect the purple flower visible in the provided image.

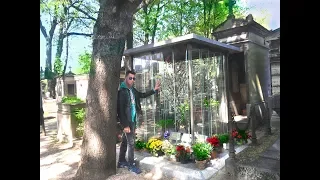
[164,131,170,139]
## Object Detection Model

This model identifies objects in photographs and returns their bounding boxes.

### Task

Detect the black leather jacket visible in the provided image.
[117,85,156,128]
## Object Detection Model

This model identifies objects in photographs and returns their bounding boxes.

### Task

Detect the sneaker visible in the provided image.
[117,161,129,168]
[128,165,142,174]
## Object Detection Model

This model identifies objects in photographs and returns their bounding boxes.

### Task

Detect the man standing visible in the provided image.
[117,70,160,174]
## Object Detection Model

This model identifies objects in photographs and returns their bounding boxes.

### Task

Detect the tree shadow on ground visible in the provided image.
[40,142,74,159]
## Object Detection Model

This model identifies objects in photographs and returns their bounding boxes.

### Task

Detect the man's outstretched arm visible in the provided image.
[137,80,161,98]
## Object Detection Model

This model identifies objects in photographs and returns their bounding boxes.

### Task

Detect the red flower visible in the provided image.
[206,136,220,147]
[232,131,238,137]
[176,145,185,152]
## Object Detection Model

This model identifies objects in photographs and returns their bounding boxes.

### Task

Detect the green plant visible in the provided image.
[156,119,175,129]
[203,98,220,108]
[217,133,229,144]
[146,137,164,156]
[232,128,251,144]
[73,108,86,137]
[192,142,212,161]
[76,122,84,137]
[76,51,92,74]
[177,101,189,131]
[135,139,146,150]
[61,96,84,104]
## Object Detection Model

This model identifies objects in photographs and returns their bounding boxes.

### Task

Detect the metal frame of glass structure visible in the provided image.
[123,34,241,144]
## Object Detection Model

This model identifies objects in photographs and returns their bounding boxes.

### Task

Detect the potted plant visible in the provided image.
[192,142,212,169]
[175,144,191,164]
[217,133,229,150]
[206,136,220,159]
[145,137,164,157]
[232,128,252,145]
[135,139,146,152]
[161,140,175,160]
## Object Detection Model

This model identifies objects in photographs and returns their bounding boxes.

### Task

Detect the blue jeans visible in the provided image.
[118,123,135,165]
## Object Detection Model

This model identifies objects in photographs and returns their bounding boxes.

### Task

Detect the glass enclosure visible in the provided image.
[133,47,228,142]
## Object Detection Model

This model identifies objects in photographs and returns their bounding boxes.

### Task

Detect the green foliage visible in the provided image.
[133,0,249,44]
[74,108,86,122]
[54,57,63,76]
[203,99,220,108]
[156,119,174,128]
[217,133,229,144]
[135,139,146,150]
[61,96,84,104]
[192,142,212,161]
[73,108,86,137]
[178,101,189,124]
[76,51,92,74]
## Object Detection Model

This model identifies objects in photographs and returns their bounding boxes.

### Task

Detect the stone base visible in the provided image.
[133,144,248,180]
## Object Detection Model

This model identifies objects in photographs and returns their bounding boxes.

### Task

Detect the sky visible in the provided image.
[40,0,280,72]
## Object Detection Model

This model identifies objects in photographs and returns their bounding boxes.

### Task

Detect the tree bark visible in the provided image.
[74,0,142,179]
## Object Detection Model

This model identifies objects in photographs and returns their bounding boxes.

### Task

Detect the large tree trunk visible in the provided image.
[74,0,142,179]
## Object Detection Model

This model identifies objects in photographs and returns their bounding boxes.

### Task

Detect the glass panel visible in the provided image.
[191,50,227,139]
[173,51,190,134]
[133,47,228,142]
[133,53,165,141]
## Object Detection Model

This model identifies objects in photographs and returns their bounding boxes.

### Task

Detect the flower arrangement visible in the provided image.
[232,128,252,144]
[146,137,164,156]
[192,142,212,161]
[161,139,175,156]
[135,139,146,150]
[206,136,220,148]
[175,144,191,163]
[217,133,229,145]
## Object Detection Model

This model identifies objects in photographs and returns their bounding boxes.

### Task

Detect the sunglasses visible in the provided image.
[128,77,136,81]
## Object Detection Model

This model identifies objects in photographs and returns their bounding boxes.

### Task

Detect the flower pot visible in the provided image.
[180,157,189,164]
[210,150,218,159]
[216,146,223,153]
[223,143,229,150]
[195,159,207,170]
[170,154,176,161]
[175,155,181,162]
[236,139,247,145]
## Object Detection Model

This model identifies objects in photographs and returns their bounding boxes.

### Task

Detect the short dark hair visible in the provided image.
[125,70,136,77]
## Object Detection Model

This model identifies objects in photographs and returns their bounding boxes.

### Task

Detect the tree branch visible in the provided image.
[49,17,58,37]
[66,17,75,31]
[70,4,97,21]
[66,32,93,37]
[134,0,154,14]
[40,18,48,38]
